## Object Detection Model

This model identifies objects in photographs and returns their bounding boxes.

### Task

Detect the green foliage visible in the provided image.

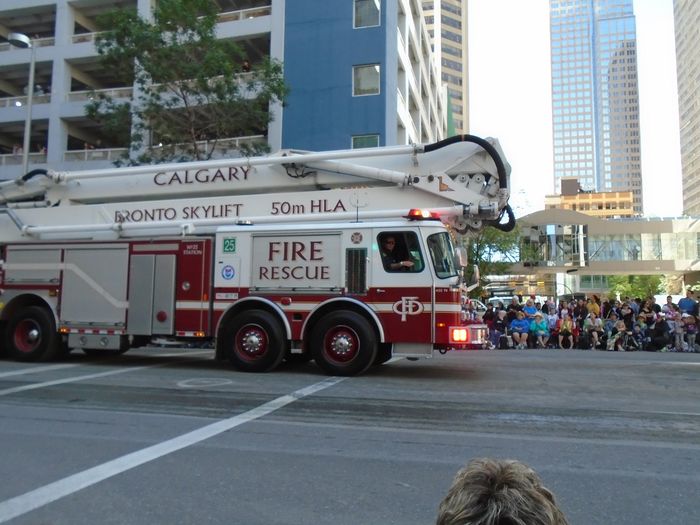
[607,275,662,299]
[463,224,521,296]
[86,0,288,164]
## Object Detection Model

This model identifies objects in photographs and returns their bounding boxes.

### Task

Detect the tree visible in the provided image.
[607,275,662,299]
[463,224,521,297]
[85,0,288,164]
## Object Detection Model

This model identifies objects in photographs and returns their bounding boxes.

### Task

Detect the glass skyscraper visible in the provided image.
[673,0,700,216]
[550,0,642,214]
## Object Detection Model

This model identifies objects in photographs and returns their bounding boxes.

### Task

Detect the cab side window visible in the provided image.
[378,232,424,272]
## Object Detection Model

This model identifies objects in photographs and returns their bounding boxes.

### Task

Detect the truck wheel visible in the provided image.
[310,311,377,376]
[5,306,59,362]
[220,310,285,372]
[374,343,393,365]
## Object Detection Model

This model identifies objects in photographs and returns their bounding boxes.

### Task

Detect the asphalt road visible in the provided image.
[0,347,699,524]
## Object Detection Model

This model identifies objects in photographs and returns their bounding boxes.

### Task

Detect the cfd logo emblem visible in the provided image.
[392,297,424,321]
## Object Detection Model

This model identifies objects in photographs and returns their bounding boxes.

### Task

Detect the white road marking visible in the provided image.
[0,351,213,397]
[0,375,347,523]
[176,378,234,388]
[0,364,78,379]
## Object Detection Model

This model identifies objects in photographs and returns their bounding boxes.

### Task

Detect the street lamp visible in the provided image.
[8,32,35,175]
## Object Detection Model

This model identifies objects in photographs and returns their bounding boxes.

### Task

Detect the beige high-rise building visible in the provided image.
[423,0,469,134]
[673,0,700,215]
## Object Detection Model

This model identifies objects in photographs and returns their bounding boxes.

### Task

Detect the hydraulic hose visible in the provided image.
[422,134,508,190]
[21,168,49,182]
[492,203,516,232]
[424,135,515,233]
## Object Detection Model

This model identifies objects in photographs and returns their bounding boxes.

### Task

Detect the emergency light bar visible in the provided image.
[405,208,440,220]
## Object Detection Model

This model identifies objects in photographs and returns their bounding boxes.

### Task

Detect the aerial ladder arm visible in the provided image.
[0,135,514,240]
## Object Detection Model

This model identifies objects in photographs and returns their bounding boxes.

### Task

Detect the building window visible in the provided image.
[354,0,380,28]
[353,64,380,96]
[352,134,380,149]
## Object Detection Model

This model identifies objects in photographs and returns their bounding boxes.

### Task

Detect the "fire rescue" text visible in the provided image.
[257,240,330,281]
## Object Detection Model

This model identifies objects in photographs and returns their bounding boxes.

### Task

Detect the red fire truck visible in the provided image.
[0,135,513,375]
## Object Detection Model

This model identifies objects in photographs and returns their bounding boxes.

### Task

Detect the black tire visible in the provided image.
[4,306,59,362]
[373,343,393,365]
[219,310,285,373]
[310,311,377,376]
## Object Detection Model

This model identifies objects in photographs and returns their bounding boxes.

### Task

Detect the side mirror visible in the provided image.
[470,264,480,284]
[454,246,469,268]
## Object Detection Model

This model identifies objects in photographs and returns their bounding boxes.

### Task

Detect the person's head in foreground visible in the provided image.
[436,458,569,525]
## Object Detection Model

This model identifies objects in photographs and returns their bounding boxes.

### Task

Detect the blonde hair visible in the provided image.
[437,458,569,525]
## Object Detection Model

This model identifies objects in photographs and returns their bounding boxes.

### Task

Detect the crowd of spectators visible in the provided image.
[470,290,699,352]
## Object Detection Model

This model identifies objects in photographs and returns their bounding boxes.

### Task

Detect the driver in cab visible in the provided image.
[380,235,414,271]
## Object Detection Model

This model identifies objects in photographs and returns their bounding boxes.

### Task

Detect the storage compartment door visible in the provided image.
[152,255,176,334]
[127,255,155,335]
[127,254,176,335]
[61,246,129,326]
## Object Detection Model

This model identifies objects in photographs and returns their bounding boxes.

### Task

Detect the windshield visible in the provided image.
[427,232,459,279]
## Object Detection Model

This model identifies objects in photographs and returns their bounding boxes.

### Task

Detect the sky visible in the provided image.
[467,0,682,218]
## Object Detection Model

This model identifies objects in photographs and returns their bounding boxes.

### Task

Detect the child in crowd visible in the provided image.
[673,311,686,351]
[683,314,697,352]
[632,315,648,350]
[665,304,681,345]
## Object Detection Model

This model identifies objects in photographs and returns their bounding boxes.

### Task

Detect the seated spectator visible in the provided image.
[619,302,634,329]
[582,312,603,349]
[632,315,648,350]
[482,303,496,328]
[556,312,575,349]
[607,320,630,351]
[530,312,550,348]
[489,309,509,349]
[522,299,538,321]
[648,312,671,351]
[640,300,657,326]
[546,308,559,346]
[510,311,531,349]
[506,296,521,323]
[603,312,618,342]
[436,458,569,525]
[673,310,686,351]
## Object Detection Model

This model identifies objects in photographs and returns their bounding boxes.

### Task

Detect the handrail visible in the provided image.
[0,152,48,166]
[217,5,272,23]
[0,94,51,108]
[67,87,133,102]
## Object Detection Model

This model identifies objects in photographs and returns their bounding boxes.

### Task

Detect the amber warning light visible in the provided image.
[405,208,440,220]
[450,327,470,344]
